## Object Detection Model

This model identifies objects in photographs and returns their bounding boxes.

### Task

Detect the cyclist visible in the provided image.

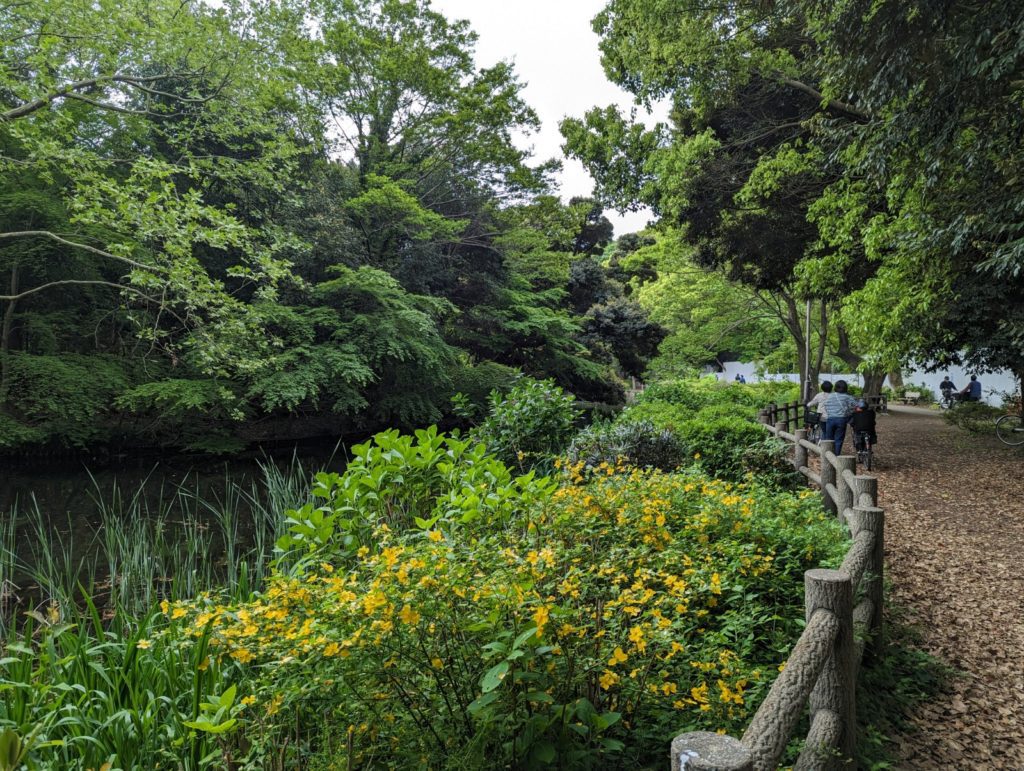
[939,375,957,400]
[850,400,877,450]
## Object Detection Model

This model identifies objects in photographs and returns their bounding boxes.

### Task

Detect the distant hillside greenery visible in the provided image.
[0,0,665,454]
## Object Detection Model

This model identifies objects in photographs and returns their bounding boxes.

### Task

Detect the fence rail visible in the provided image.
[671,401,884,771]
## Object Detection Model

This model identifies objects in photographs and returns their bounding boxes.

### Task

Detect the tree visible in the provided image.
[561,1,886,393]
[0,0,309,378]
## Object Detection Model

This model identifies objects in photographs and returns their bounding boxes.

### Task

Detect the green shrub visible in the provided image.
[677,414,793,484]
[567,420,686,471]
[172,461,846,769]
[473,378,580,472]
[943,401,1002,432]
[275,426,556,560]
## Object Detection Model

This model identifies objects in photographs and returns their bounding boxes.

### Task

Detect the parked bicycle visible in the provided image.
[995,413,1024,446]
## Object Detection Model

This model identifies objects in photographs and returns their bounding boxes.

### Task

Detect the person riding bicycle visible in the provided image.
[849,400,877,450]
[939,375,957,401]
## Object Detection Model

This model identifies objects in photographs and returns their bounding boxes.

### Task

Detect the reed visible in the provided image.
[2,456,313,620]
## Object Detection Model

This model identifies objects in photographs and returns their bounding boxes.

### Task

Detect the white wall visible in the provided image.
[714,362,1018,406]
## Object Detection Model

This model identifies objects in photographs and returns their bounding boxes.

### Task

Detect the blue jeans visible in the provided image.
[824,417,849,456]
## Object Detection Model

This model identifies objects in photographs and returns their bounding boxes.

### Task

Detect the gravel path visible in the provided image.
[869,406,1024,768]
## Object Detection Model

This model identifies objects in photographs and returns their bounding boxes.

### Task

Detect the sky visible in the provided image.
[429,0,666,236]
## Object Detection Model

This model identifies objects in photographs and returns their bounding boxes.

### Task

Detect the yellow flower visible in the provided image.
[693,452,701,460]
[532,605,550,634]
[241,695,257,706]
[427,530,443,542]
[431,657,444,670]
[231,648,255,663]
[171,607,188,620]
[136,639,152,650]
[599,670,620,690]
[608,646,629,666]
[323,642,341,657]
[160,600,170,615]
[398,604,421,625]
[628,625,646,653]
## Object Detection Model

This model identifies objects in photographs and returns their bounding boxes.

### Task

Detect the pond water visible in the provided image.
[0,442,350,612]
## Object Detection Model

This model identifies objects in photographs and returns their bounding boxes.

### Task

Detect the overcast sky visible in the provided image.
[430,0,665,236]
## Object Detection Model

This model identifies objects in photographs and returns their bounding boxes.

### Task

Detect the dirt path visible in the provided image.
[869,406,1024,768]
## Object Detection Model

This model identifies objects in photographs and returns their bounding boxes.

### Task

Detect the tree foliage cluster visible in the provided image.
[0,0,664,453]
[562,0,1024,389]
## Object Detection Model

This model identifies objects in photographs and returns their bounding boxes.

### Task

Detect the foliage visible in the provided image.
[473,379,581,472]
[943,402,1003,434]
[164,459,845,769]
[0,611,239,770]
[275,427,557,560]
[1,353,132,448]
[677,415,794,486]
[567,420,686,471]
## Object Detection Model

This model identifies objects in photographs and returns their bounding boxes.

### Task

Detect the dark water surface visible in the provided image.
[0,442,349,583]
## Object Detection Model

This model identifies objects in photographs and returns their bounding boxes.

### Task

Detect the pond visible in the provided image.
[0,442,349,621]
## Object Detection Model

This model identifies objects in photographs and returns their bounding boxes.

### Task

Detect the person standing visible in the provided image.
[822,380,858,455]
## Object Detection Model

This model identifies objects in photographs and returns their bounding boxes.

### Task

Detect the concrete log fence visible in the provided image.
[672,405,884,770]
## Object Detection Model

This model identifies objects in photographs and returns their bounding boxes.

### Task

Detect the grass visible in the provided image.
[1,456,313,630]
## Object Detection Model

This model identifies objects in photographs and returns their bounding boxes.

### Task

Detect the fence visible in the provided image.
[670,401,884,771]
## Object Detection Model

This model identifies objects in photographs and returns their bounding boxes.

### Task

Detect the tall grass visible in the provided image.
[0,456,317,768]
[3,456,312,622]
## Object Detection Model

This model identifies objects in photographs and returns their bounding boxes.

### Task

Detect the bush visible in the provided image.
[943,401,1002,432]
[677,414,794,485]
[473,378,580,472]
[566,420,686,471]
[168,458,845,769]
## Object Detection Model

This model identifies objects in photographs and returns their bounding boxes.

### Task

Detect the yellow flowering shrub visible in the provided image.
[164,445,845,768]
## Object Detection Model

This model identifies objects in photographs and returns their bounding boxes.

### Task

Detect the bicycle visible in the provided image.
[995,413,1024,446]
[853,431,874,471]
[804,410,822,443]
[939,389,960,410]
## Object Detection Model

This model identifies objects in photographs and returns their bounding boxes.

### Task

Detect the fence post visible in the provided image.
[793,428,807,471]
[774,420,788,437]
[805,569,855,769]
[671,732,753,771]
[834,456,856,523]
[757,409,771,425]
[853,505,885,656]
[818,442,837,516]
[853,475,878,508]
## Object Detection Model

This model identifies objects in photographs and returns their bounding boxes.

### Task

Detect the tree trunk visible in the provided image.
[887,368,904,390]
[861,372,886,398]
[0,260,18,411]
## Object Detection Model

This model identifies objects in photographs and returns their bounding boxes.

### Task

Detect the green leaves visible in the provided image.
[183,684,241,736]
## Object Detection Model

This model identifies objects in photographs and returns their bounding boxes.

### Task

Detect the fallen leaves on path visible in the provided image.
[871,406,1024,769]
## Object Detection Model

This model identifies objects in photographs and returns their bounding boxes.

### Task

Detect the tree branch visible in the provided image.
[1,71,203,121]
[0,231,164,273]
[775,74,871,122]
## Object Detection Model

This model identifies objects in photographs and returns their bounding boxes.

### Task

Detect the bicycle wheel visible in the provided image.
[864,444,873,471]
[995,414,1024,446]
